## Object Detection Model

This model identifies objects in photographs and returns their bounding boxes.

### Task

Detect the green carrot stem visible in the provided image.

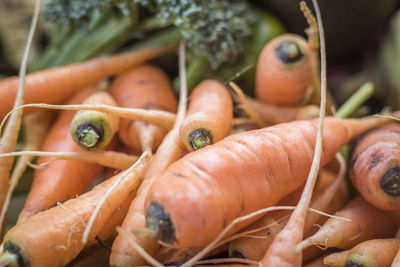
[336,82,374,119]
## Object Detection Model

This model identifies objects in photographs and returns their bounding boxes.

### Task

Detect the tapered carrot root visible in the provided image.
[0,153,149,267]
[110,64,177,152]
[247,97,319,125]
[0,44,176,120]
[324,250,351,267]
[109,41,188,267]
[297,196,400,251]
[344,239,400,267]
[71,91,119,151]
[255,34,314,106]
[143,115,391,249]
[17,88,104,223]
[350,123,400,210]
[180,79,233,151]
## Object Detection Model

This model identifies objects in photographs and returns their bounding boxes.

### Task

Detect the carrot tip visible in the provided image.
[380,166,400,197]
[1,242,28,267]
[188,128,213,151]
[145,202,176,244]
[275,40,304,65]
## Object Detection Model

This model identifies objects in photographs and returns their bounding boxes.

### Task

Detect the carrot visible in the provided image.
[228,167,348,261]
[68,243,110,267]
[344,239,400,267]
[297,196,400,251]
[17,88,105,223]
[324,250,351,267]
[304,255,329,267]
[0,152,149,267]
[142,114,390,249]
[0,0,41,240]
[255,33,314,106]
[70,91,119,151]
[109,41,188,267]
[180,79,233,151]
[350,122,400,210]
[0,110,54,230]
[110,64,177,152]
[0,44,176,120]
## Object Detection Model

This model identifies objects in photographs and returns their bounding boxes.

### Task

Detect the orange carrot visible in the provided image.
[255,33,313,106]
[70,91,119,151]
[180,79,233,151]
[344,238,400,267]
[109,41,188,267]
[0,44,176,120]
[323,250,351,267]
[350,122,400,210]
[304,255,329,267]
[111,64,177,152]
[142,115,390,249]
[0,153,149,267]
[17,88,104,223]
[297,196,400,251]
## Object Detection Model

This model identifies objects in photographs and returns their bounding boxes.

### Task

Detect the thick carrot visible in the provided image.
[297,196,400,251]
[0,44,176,120]
[0,153,149,267]
[110,64,177,152]
[247,97,319,125]
[255,33,313,106]
[142,115,389,248]
[228,168,348,261]
[17,88,104,223]
[109,41,188,267]
[350,123,400,210]
[324,250,351,267]
[344,239,400,267]
[70,91,119,150]
[180,79,233,151]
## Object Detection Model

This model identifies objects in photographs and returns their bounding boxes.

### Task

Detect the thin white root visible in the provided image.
[0,150,138,169]
[81,151,150,244]
[116,226,164,267]
[229,81,265,128]
[1,104,176,134]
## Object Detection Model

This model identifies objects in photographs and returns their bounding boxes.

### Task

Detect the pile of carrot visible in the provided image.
[1,1,400,267]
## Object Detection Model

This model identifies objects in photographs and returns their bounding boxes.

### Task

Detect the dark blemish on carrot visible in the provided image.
[368,154,381,170]
[380,166,400,197]
[145,202,176,244]
[137,80,150,85]
[171,172,186,178]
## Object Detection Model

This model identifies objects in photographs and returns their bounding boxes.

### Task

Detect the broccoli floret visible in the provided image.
[136,0,255,69]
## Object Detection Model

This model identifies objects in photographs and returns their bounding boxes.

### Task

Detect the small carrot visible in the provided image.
[17,88,104,223]
[109,41,188,267]
[255,33,314,106]
[110,64,177,152]
[0,152,149,267]
[297,196,400,251]
[180,79,233,151]
[324,250,351,267]
[350,122,400,210]
[70,91,119,150]
[0,44,176,120]
[344,239,400,267]
[0,110,54,230]
[142,114,391,249]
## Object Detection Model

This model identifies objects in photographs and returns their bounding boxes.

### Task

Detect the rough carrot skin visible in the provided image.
[344,238,400,267]
[17,88,104,223]
[1,157,147,267]
[0,45,176,120]
[144,116,387,248]
[180,79,233,151]
[255,34,313,106]
[350,123,400,210]
[110,64,177,152]
[301,196,400,251]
